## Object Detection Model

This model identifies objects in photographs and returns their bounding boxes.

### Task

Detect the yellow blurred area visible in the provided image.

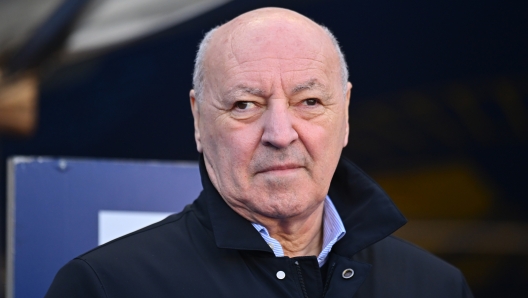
[0,72,38,136]
[374,162,528,291]
[372,162,493,219]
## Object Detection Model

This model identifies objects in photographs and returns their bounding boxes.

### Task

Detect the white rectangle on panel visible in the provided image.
[98,210,173,245]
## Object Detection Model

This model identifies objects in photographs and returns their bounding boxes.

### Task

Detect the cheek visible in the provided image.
[301,118,344,154]
[298,117,345,176]
[204,120,261,169]
[209,123,264,193]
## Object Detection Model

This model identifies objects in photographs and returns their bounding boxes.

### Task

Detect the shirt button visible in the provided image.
[276,271,286,280]
[342,268,354,279]
[268,242,274,249]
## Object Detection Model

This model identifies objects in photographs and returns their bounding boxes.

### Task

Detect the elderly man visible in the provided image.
[46,7,473,298]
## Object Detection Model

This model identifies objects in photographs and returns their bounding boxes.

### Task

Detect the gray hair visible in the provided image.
[192,26,219,103]
[192,24,349,102]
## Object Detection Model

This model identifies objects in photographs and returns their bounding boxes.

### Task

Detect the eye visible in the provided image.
[303,98,319,106]
[234,101,255,110]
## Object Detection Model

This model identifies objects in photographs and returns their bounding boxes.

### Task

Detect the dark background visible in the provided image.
[1,0,527,296]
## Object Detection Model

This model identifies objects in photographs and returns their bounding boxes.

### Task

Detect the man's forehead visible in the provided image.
[225,19,325,63]
[220,7,319,37]
[211,18,334,76]
[207,10,335,66]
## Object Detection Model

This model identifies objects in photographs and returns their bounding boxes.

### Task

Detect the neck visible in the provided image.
[255,202,325,258]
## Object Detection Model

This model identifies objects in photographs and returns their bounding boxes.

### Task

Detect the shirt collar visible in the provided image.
[251,196,346,266]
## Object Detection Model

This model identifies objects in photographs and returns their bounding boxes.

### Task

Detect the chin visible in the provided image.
[249,193,322,220]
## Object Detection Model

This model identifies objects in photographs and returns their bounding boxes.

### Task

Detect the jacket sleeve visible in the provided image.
[44,258,106,298]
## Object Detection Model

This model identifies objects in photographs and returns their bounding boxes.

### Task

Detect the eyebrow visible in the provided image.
[291,79,330,99]
[226,85,266,100]
[225,79,330,100]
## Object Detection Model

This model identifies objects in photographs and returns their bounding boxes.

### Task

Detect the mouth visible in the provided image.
[256,164,304,174]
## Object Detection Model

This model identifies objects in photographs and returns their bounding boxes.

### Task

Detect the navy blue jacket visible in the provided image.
[45,157,473,297]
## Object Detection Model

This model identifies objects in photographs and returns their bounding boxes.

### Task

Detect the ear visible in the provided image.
[343,82,352,148]
[190,89,203,152]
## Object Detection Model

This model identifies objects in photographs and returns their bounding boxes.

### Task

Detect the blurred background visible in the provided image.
[0,0,527,296]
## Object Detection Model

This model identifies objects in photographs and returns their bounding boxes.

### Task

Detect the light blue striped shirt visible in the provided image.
[251,196,346,267]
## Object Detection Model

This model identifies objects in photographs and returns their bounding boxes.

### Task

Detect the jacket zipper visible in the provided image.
[294,261,310,298]
[322,262,337,298]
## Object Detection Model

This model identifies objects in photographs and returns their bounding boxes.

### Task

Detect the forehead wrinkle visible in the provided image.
[228,30,241,66]
[224,57,325,76]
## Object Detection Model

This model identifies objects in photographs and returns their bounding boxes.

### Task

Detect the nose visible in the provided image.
[261,101,299,149]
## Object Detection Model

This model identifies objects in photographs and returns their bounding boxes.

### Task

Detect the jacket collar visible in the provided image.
[328,157,406,257]
[193,155,272,253]
[193,154,406,257]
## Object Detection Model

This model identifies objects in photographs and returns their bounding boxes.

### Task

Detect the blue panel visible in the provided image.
[8,157,202,298]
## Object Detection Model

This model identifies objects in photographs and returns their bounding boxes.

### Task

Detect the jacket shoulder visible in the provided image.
[81,205,191,256]
[79,204,209,263]
[46,203,215,297]
[371,235,459,271]
[354,235,473,297]
[45,258,107,298]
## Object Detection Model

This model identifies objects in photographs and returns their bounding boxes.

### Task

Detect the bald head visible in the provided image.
[192,8,349,102]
